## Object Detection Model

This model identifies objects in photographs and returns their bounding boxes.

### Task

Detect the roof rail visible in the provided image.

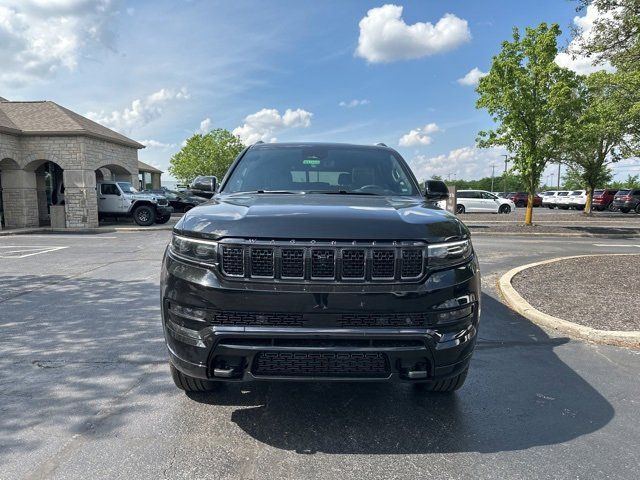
[375,142,388,147]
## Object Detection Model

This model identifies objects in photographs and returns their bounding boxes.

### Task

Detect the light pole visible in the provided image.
[491,163,496,192]
[502,155,509,194]
[557,161,561,190]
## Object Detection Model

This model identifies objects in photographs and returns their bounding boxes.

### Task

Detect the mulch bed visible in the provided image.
[511,254,640,331]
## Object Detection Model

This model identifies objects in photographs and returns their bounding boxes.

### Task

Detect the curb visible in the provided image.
[498,254,640,349]
[471,231,640,238]
[0,225,174,236]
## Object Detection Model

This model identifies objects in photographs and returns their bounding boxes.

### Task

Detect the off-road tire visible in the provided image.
[414,367,468,393]
[170,363,220,392]
[155,213,172,224]
[133,205,154,226]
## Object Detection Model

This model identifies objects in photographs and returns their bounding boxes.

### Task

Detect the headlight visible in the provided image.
[427,239,473,269]
[170,234,218,265]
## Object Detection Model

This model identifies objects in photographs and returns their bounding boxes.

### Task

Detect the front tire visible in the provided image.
[620,207,630,213]
[499,204,511,214]
[133,205,155,226]
[635,204,640,214]
[456,204,465,214]
[170,363,221,392]
[414,367,468,393]
[155,213,171,224]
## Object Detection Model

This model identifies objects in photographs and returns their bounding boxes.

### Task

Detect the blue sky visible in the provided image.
[2,0,637,183]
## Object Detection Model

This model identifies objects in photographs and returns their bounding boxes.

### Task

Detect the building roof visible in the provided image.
[0,101,144,149]
[138,160,163,174]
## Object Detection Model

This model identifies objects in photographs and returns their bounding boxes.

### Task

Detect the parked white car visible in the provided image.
[567,190,587,209]
[543,190,570,209]
[455,190,516,214]
[556,191,574,209]
[540,191,557,208]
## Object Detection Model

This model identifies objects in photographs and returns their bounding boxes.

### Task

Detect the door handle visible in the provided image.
[99,197,106,200]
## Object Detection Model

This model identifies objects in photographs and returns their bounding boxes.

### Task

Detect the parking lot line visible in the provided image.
[0,246,68,258]
[592,243,640,248]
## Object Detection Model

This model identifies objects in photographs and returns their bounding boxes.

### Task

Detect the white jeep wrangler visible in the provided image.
[97,181,173,226]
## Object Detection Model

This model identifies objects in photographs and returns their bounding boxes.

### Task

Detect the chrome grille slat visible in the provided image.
[218,240,428,282]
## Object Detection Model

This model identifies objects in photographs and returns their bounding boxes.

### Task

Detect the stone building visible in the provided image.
[0,97,144,229]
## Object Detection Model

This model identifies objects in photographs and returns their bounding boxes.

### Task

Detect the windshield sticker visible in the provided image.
[303,158,321,165]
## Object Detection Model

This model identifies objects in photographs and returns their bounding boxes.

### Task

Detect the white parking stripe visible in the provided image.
[592,244,640,248]
[0,246,68,258]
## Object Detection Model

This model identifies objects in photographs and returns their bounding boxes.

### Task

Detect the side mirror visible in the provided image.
[424,180,449,201]
[192,176,217,192]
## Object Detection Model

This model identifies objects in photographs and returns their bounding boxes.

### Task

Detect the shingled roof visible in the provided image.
[0,101,144,149]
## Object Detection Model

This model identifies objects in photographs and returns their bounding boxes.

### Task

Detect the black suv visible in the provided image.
[161,143,480,394]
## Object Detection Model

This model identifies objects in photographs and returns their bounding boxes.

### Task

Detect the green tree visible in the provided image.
[168,129,245,184]
[562,163,613,191]
[476,23,580,225]
[562,71,638,213]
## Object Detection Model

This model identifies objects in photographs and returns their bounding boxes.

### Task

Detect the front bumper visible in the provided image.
[161,252,481,383]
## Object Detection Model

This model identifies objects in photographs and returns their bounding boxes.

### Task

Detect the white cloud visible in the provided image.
[198,117,212,134]
[408,145,507,181]
[457,67,487,86]
[139,139,177,150]
[86,87,190,133]
[398,123,440,147]
[233,108,313,144]
[555,5,615,75]
[0,0,118,86]
[355,4,471,63]
[339,99,371,108]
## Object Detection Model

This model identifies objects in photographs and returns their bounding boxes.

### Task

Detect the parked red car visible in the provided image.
[591,189,617,211]
[507,192,542,207]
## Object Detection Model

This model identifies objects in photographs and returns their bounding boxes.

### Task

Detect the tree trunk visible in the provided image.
[524,193,534,225]
[584,187,593,215]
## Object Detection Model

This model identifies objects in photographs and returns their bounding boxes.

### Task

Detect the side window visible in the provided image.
[101,184,119,195]
[481,192,495,199]
[457,192,469,199]
[469,191,482,199]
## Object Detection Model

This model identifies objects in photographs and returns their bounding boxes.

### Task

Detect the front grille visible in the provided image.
[341,249,365,278]
[221,246,244,276]
[217,240,429,282]
[372,249,395,278]
[401,249,423,278]
[253,352,390,377]
[250,248,274,277]
[282,248,304,278]
[340,313,431,328]
[311,249,335,278]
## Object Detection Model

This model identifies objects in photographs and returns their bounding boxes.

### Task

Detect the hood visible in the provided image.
[175,193,468,242]
[129,192,163,201]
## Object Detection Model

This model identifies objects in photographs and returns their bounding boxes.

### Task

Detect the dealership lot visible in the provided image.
[1,232,639,479]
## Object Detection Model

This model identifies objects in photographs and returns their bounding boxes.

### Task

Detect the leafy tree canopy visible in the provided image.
[168,128,245,184]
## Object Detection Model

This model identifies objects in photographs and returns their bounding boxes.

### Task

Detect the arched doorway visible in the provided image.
[23,159,66,227]
[0,157,21,228]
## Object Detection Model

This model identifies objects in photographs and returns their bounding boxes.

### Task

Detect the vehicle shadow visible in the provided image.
[189,292,615,454]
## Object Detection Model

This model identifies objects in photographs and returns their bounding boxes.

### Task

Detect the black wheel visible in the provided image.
[133,205,154,226]
[547,205,554,209]
[155,213,171,224]
[498,204,511,214]
[170,363,221,392]
[516,200,526,208]
[635,204,640,214]
[456,204,465,214]
[414,367,468,393]
[607,203,616,212]
[620,207,630,214]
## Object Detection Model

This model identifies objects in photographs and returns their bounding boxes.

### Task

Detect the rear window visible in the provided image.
[593,190,604,196]
[570,190,582,195]
[616,190,630,196]
[558,192,569,196]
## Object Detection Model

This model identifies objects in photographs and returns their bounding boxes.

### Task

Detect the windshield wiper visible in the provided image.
[236,190,300,194]
[306,190,381,196]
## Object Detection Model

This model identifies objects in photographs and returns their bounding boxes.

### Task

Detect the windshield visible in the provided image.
[222,145,419,196]
[117,182,138,194]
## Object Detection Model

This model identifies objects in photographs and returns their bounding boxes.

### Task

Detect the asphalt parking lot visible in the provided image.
[1,231,639,479]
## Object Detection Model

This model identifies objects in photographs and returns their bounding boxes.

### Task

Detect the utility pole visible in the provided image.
[491,163,496,192]
[557,161,561,190]
[502,155,509,193]
[550,172,554,188]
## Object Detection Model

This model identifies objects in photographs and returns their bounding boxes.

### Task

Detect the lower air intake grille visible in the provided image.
[211,311,303,327]
[253,352,390,378]
[340,313,431,328]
